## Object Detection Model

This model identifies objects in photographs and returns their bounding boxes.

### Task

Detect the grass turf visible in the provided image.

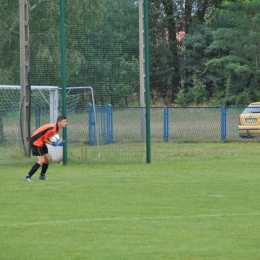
[1,143,260,259]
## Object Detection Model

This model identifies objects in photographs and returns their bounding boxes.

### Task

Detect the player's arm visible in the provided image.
[44,138,60,146]
[44,139,53,145]
[44,132,57,145]
[46,133,64,146]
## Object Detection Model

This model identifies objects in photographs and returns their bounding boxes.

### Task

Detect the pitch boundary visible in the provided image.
[1,212,260,227]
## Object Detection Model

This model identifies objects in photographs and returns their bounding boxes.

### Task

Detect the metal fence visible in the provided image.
[0,105,249,165]
[160,106,244,143]
[0,2,250,166]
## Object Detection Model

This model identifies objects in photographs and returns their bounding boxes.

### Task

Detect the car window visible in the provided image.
[243,106,260,114]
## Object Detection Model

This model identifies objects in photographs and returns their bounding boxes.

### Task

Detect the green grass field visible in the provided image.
[1,143,260,260]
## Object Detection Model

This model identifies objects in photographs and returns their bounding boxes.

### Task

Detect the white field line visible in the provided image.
[1,212,260,228]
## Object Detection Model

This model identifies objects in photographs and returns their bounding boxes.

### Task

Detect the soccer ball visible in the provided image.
[49,134,60,142]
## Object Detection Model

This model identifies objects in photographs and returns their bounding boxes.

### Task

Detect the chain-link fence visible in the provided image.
[0,1,255,165]
[0,99,252,166]
[0,0,141,165]
[164,107,244,142]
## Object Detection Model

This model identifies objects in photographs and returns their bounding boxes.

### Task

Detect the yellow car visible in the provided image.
[238,102,260,137]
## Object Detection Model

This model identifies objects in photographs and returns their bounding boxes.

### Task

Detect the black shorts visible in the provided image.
[31,144,48,156]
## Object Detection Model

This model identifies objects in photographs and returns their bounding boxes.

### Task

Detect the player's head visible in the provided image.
[57,115,67,128]
[57,115,66,122]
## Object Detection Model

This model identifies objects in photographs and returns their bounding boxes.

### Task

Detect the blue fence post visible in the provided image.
[107,104,113,144]
[101,105,105,143]
[88,103,92,145]
[88,103,96,145]
[35,107,41,129]
[163,107,169,142]
[221,107,226,141]
[89,104,113,145]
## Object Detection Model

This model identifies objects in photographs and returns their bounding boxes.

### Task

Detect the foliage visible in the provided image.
[0,0,105,85]
[175,87,188,106]
[249,70,260,101]
[0,1,20,84]
[2,0,260,106]
[175,74,208,105]
[204,0,260,105]
[114,58,139,106]
[174,0,260,105]
[0,0,138,106]
[150,37,175,102]
[64,0,139,106]
[179,23,214,87]
[29,0,106,86]
[148,0,223,104]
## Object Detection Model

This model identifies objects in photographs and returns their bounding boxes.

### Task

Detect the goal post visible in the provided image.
[65,86,100,159]
[0,85,59,124]
[0,85,100,164]
[0,85,59,160]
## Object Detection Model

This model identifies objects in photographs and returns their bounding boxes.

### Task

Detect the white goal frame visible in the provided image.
[65,86,100,159]
[0,84,100,160]
[0,85,59,123]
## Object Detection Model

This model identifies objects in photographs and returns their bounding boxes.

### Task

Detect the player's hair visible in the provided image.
[56,115,66,123]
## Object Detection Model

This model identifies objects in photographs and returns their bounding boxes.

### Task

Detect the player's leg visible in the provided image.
[39,154,50,180]
[24,145,44,181]
[24,161,42,181]
[39,145,50,180]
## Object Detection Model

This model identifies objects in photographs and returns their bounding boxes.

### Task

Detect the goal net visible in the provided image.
[0,85,101,164]
[1,1,146,165]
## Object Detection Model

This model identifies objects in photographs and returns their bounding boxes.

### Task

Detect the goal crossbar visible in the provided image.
[0,85,59,123]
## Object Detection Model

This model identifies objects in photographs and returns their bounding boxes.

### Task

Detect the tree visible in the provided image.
[148,0,180,103]
[203,0,260,105]
[0,0,105,85]
[69,0,139,106]
[0,0,105,144]
[0,1,20,85]
[179,23,214,88]
[149,0,222,104]
[29,0,105,86]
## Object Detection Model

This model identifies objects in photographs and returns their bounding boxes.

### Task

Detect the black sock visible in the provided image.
[27,162,41,177]
[40,163,49,176]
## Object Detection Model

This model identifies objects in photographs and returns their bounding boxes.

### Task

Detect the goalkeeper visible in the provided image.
[24,115,67,181]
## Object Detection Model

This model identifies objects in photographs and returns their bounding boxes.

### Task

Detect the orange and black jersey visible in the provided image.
[31,123,59,147]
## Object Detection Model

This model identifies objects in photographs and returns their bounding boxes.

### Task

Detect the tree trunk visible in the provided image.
[163,0,180,102]
[185,0,193,33]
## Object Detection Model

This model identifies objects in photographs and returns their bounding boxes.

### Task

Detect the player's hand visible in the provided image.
[52,140,60,146]
[59,140,65,146]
